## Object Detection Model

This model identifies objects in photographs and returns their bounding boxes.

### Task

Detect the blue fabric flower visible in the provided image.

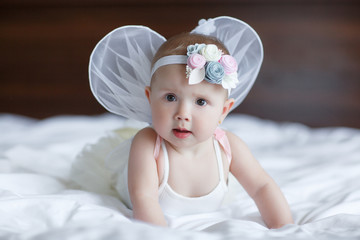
[187,44,206,56]
[204,61,224,84]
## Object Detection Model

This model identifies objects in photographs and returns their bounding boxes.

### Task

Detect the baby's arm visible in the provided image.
[128,128,167,226]
[227,131,294,228]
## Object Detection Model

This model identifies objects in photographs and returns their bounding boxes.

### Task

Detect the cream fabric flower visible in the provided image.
[200,44,222,61]
[222,72,239,90]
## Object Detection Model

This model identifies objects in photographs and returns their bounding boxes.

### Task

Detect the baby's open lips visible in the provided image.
[173,128,191,133]
[172,128,192,138]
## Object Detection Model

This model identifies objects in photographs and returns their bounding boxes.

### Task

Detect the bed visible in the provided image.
[1,113,359,239]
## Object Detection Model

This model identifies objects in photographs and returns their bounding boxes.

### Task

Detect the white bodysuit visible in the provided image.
[157,136,230,217]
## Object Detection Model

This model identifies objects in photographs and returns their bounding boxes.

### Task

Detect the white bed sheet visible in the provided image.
[1,113,359,239]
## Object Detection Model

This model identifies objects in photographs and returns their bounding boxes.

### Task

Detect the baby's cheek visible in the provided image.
[152,109,170,131]
[152,113,166,128]
[195,117,218,137]
[151,104,165,120]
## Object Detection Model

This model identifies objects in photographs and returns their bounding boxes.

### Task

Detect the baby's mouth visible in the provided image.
[172,128,192,139]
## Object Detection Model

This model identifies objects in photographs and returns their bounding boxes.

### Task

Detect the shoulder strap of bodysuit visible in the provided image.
[214,127,232,164]
[153,134,162,159]
[213,139,226,182]
[153,135,169,194]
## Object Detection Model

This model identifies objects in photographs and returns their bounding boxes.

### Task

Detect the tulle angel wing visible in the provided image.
[191,16,264,110]
[89,26,166,123]
[89,17,263,123]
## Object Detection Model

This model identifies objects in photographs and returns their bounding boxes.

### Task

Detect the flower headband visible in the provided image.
[89,16,263,123]
[151,43,239,94]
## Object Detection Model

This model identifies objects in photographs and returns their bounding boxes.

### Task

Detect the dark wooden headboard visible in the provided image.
[1,1,359,128]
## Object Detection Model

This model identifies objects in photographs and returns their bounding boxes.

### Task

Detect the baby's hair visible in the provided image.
[152,32,230,67]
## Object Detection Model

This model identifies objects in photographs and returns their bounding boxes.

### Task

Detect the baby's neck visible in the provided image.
[164,137,214,160]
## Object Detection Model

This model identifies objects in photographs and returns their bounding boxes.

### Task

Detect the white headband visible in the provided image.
[151,55,187,76]
[89,16,263,123]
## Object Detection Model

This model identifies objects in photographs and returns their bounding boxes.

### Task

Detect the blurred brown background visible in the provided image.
[1,0,359,128]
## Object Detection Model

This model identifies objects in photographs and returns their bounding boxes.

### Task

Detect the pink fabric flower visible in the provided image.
[219,55,238,74]
[187,53,206,69]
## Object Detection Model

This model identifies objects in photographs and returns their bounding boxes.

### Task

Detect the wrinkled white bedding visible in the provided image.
[1,113,359,239]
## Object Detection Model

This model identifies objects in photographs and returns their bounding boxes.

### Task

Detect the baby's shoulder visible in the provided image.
[224,130,252,154]
[134,127,157,138]
[223,130,245,145]
[132,127,157,147]
[224,130,254,164]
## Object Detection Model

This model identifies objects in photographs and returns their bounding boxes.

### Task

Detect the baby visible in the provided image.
[129,32,293,228]
[79,16,293,229]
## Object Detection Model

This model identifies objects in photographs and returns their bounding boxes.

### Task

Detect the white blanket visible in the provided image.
[1,113,359,239]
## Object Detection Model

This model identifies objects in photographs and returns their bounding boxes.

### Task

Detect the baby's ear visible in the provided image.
[145,86,151,103]
[222,98,235,119]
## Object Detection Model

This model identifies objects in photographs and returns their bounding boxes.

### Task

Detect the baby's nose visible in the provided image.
[176,115,190,121]
[175,103,191,121]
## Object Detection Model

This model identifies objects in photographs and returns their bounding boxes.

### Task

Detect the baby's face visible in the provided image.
[146,64,232,148]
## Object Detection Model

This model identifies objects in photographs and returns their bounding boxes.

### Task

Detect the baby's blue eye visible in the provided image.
[166,94,176,102]
[196,98,207,106]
